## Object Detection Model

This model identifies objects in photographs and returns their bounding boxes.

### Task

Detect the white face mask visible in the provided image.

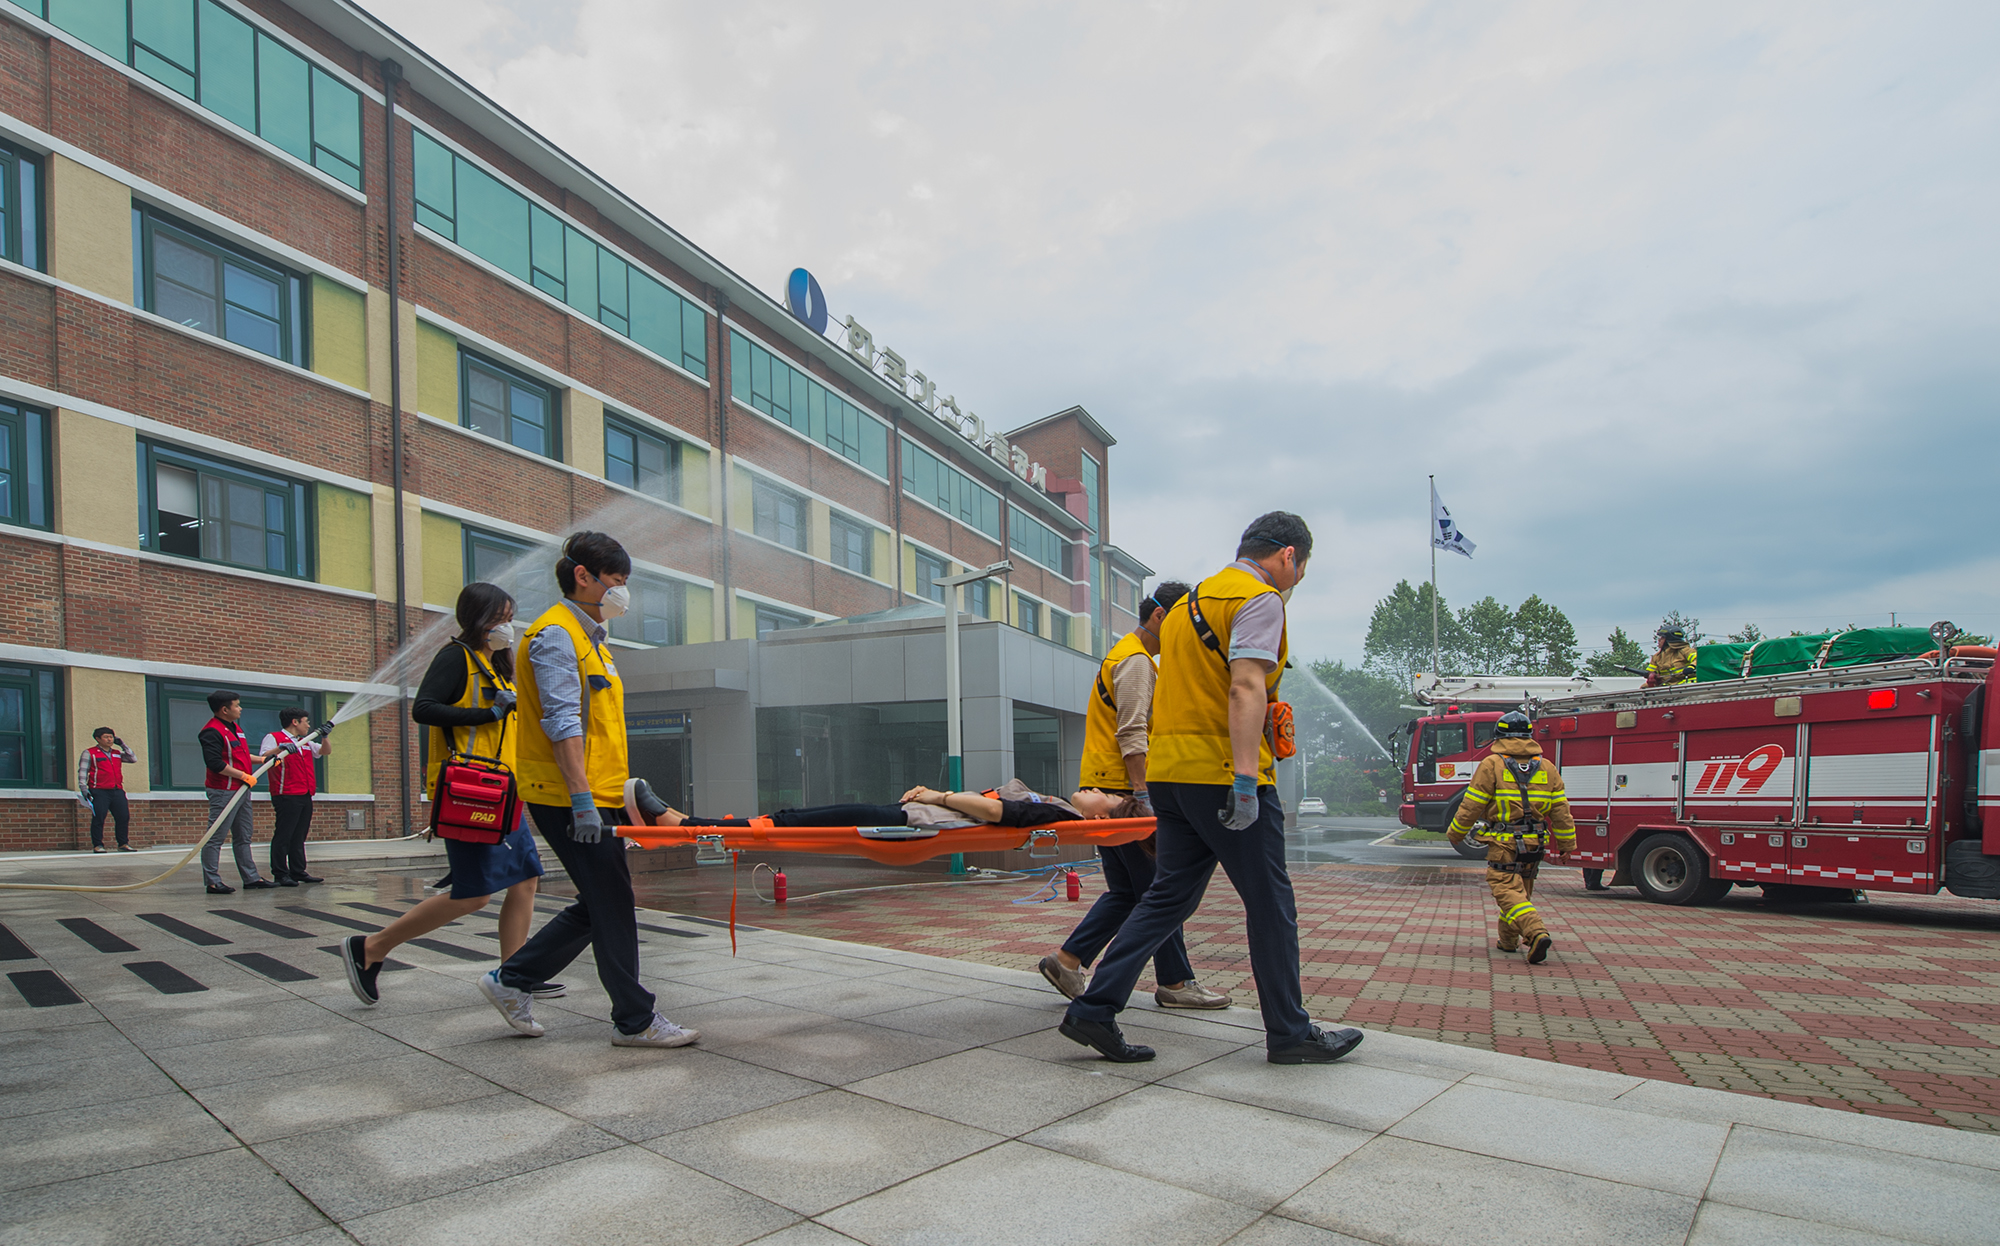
[598,584,631,620]
[1279,585,1294,604]
[487,621,515,648]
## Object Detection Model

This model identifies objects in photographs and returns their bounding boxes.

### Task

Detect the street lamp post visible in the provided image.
[936,560,1013,874]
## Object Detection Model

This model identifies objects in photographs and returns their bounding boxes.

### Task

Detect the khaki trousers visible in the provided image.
[1486,847,1545,949]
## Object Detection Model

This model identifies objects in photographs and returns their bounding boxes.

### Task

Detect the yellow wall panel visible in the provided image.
[54,409,137,549]
[872,529,893,586]
[420,511,463,608]
[415,321,459,420]
[316,484,373,592]
[683,584,714,644]
[679,444,710,517]
[808,500,831,562]
[310,277,368,390]
[321,697,374,794]
[565,390,605,476]
[69,668,148,793]
[48,155,131,305]
[730,464,753,531]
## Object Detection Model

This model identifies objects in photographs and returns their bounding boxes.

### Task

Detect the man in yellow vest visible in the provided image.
[1059,513,1364,1065]
[1039,582,1229,1010]
[477,532,698,1048]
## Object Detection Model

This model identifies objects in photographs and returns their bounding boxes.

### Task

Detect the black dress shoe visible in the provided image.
[276,876,300,887]
[293,873,324,883]
[206,883,236,895]
[1268,1025,1365,1065]
[241,879,279,890]
[1059,1016,1156,1063]
[117,844,137,852]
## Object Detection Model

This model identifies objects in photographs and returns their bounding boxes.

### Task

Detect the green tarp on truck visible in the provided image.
[1693,627,1937,681]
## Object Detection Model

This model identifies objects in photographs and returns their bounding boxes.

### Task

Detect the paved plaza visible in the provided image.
[676,839,2000,1132]
[2,842,1998,1245]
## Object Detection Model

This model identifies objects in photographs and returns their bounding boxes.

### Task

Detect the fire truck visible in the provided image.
[1515,627,2000,905]
[1395,674,1644,858]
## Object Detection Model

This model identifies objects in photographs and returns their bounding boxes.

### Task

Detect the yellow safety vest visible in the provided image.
[1149,564,1287,786]
[514,601,628,807]
[425,644,515,795]
[1078,630,1154,790]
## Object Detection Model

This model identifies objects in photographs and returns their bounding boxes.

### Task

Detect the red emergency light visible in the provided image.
[1866,689,1896,710]
[1557,717,1579,734]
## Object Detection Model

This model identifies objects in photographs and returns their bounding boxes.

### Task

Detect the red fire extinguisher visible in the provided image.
[1065,869,1081,901]
[773,869,788,903]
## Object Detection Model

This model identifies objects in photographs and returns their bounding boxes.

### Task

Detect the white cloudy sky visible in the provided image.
[368,0,2000,664]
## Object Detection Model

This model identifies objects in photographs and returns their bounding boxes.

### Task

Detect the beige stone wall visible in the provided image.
[48,155,131,305]
[53,409,137,549]
[68,668,149,793]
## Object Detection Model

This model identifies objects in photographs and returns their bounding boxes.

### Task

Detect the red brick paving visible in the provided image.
[645,859,2000,1131]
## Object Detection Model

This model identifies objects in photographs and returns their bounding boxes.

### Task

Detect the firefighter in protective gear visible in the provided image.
[1645,627,1697,687]
[1447,710,1576,963]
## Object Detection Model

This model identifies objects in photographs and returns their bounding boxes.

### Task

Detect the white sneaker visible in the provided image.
[478,970,545,1037]
[610,1012,699,1048]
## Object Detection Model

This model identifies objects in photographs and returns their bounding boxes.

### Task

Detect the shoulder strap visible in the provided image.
[1186,581,1226,663]
[449,641,508,760]
[1504,759,1543,828]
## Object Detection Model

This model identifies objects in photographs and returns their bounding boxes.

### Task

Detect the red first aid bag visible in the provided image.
[431,753,518,844]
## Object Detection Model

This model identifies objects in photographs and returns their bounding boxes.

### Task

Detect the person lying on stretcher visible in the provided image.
[624,777,1142,831]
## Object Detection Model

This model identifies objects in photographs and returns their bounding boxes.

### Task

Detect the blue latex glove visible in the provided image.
[491,688,517,719]
[1133,789,1154,816]
[569,791,604,844]
[1219,773,1259,830]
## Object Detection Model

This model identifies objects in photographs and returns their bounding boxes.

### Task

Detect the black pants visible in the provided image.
[679,804,906,827]
[1066,781,1311,1049]
[270,794,314,878]
[501,802,656,1034]
[88,788,129,847]
[1062,840,1194,986]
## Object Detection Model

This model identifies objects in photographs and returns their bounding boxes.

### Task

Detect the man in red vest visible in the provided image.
[198,690,280,895]
[261,707,326,886]
[77,727,136,853]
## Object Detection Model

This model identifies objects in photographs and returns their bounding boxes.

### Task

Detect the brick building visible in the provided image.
[0,0,1152,847]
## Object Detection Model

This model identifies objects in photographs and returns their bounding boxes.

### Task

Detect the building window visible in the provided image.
[1008,504,1072,578]
[757,702,945,808]
[13,0,363,188]
[1050,611,1070,647]
[751,478,807,552]
[604,415,681,505]
[137,441,311,577]
[756,604,812,636]
[0,663,61,789]
[0,400,51,531]
[463,525,556,622]
[1016,595,1040,636]
[461,352,557,459]
[147,679,320,791]
[965,577,993,619]
[136,209,306,365]
[829,512,873,576]
[411,130,707,375]
[609,574,686,647]
[729,332,889,476]
[912,547,949,604]
[0,139,43,270]
[1114,574,1140,614]
[900,438,1001,540]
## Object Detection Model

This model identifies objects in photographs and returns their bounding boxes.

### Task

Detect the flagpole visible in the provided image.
[1429,474,1439,675]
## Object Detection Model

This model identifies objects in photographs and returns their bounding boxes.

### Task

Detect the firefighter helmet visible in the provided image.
[1494,711,1533,739]
[1658,626,1687,645]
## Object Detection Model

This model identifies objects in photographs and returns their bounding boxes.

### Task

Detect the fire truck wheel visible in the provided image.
[1630,832,1729,906]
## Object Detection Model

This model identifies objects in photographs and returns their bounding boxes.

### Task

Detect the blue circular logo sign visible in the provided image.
[786,268,828,335]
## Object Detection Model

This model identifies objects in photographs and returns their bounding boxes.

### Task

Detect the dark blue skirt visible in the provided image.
[444,817,544,899]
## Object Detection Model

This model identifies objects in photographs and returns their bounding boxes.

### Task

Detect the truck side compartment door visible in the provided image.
[1801,716,1937,893]
[1683,724,1799,884]
[1557,736,1612,870]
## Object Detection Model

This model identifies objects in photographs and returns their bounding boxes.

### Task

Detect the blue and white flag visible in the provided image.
[1432,482,1476,559]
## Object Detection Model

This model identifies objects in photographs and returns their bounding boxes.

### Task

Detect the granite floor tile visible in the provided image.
[0,1017,140,1070]
[648,1089,1001,1215]
[717,1018,967,1086]
[1704,1126,1997,1245]
[144,1020,415,1089]
[822,1139,1261,1245]
[0,1146,330,1246]
[848,1047,1137,1136]
[1221,1216,1379,1246]
[1685,1202,1931,1246]
[341,1145,798,1246]
[255,1091,625,1219]
[748,976,954,1020]
[190,1050,502,1143]
[0,1092,241,1192]
[863,996,1054,1045]
[1161,1043,1456,1131]
[356,998,594,1049]
[0,1048,183,1119]
[991,1015,1254,1082]
[1025,1084,1374,1209]
[1279,1135,1697,1246]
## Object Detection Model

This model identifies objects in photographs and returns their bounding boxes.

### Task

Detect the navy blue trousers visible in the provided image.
[1066,781,1311,1049]
[501,802,656,1034]
[1061,840,1194,986]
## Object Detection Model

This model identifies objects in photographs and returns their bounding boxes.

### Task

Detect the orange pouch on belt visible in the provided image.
[1265,701,1296,760]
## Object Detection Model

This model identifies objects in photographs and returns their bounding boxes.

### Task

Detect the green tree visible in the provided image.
[1515,595,1580,675]
[1300,660,1404,808]
[1657,610,1705,645]
[1727,623,1765,644]
[1457,596,1515,673]
[1362,580,1465,685]
[1584,626,1647,677]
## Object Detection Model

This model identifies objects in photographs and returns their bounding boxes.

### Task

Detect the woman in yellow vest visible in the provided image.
[476,532,697,1049]
[1059,512,1364,1067]
[339,582,547,1007]
[1040,582,1230,1011]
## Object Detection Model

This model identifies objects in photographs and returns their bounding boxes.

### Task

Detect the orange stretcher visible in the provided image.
[617,816,1158,867]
